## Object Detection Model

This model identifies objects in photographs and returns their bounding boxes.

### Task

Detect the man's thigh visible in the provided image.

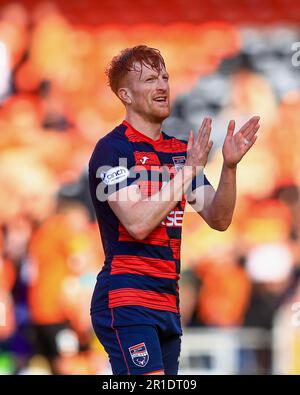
[161,334,181,375]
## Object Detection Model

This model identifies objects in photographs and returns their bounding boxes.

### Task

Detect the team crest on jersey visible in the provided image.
[129,342,149,367]
[172,156,186,172]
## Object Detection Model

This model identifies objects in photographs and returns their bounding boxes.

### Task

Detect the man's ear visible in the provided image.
[117,87,132,105]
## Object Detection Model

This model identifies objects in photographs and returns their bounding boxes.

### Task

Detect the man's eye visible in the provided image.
[146,78,154,82]
[163,76,169,81]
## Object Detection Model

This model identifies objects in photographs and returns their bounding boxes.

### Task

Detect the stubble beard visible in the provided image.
[144,103,170,124]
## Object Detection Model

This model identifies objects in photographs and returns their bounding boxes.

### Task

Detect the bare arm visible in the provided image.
[188,166,236,231]
[108,118,213,240]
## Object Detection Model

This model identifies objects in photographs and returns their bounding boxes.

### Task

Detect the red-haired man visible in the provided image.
[89,45,260,375]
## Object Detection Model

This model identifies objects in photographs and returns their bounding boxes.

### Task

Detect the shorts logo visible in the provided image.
[172,156,186,172]
[129,342,149,367]
[101,166,129,185]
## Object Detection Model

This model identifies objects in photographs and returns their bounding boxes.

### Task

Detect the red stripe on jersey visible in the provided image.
[108,288,178,313]
[134,164,177,179]
[169,239,181,260]
[118,223,170,246]
[145,224,169,239]
[134,164,161,172]
[111,255,179,280]
[154,138,187,153]
[134,152,161,165]
[134,164,177,174]
[123,121,186,153]
[124,123,164,144]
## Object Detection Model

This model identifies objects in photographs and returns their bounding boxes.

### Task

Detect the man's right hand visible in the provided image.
[185,117,213,176]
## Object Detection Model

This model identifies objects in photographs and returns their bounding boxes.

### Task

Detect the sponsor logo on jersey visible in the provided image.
[134,151,161,166]
[140,156,149,165]
[101,166,129,185]
[161,210,184,227]
[172,156,186,172]
[129,342,149,367]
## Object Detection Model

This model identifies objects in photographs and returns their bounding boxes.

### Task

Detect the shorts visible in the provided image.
[91,306,182,375]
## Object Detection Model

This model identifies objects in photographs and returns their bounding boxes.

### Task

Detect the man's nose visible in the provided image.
[156,76,168,91]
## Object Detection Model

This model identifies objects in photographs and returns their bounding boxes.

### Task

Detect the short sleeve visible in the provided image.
[185,171,212,204]
[89,137,138,201]
[191,171,212,192]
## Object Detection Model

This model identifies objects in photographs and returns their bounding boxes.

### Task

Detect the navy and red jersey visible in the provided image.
[88,120,211,315]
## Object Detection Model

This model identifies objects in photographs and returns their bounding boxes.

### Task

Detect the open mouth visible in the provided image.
[153,96,168,103]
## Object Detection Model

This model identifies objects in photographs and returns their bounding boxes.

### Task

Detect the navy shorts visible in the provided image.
[91,306,182,375]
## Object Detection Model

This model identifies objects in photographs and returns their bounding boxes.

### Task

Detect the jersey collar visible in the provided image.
[123,120,164,145]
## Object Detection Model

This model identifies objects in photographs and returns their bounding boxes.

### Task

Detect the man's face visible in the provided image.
[123,61,170,123]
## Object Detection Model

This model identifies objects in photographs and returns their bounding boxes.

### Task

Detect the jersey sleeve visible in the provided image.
[185,171,212,205]
[89,137,138,201]
[191,171,212,191]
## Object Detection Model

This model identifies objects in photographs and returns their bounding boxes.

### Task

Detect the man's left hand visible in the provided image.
[222,116,260,169]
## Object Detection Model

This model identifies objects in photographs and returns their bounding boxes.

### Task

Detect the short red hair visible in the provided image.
[105,45,166,95]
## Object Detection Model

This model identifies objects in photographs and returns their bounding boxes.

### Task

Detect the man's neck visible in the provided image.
[125,113,162,141]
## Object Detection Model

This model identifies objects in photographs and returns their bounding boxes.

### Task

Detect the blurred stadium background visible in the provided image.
[0,0,300,375]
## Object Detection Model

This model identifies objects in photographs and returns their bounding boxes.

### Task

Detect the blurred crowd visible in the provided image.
[0,2,300,374]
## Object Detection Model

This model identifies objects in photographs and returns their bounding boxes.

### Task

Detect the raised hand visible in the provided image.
[222,116,260,169]
[185,118,213,176]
